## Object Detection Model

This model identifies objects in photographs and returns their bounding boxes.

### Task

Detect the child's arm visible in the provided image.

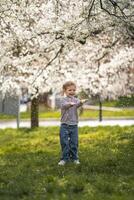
[61,98,88,109]
[61,100,75,109]
[76,99,89,108]
[80,99,89,104]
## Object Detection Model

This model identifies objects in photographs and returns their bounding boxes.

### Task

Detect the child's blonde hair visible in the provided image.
[62,81,76,95]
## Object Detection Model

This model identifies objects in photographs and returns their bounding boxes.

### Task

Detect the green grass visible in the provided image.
[95,96,134,107]
[0,108,134,120]
[99,100,118,107]
[0,126,134,200]
[97,100,134,107]
[80,109,134,118]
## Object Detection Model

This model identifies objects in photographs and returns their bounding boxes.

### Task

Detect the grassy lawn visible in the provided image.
[0,126,134,200]
[80,109,134,119]
[95,96,134,107]
[96,100,131,107]
[0,108,134,120]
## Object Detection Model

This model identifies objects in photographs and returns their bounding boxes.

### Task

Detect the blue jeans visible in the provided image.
[60,123,78,161]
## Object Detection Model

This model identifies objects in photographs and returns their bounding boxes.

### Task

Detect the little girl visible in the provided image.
[58,81,87,166]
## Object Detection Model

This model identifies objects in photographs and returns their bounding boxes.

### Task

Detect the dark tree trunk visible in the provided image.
[31,96,39,128]
[99,96,102,121]
[39,92,50,108]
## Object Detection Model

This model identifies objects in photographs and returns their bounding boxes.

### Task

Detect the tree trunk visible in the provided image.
[31,96,39,128]
[99,96,102,121]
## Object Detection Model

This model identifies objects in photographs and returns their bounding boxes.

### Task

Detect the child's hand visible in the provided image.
[80,99,88,104]
[69,102,75,106]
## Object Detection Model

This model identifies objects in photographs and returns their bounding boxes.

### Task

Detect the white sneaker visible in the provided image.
[58,160,66,166]
[73,160,80,165]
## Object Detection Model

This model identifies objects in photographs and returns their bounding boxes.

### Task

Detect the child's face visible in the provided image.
[65,85,76,97]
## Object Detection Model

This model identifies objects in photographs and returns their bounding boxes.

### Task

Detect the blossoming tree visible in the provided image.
[0,0,133,127]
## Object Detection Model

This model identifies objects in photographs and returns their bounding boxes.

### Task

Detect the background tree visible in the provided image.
[0,0,133,127]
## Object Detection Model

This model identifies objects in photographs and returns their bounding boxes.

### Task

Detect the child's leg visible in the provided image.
[60,124,70,161]
[69,125,78,161]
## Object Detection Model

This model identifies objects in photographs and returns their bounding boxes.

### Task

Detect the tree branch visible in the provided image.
[31,44,64,85]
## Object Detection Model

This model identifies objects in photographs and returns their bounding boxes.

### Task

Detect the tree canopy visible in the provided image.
[0,0,134,99]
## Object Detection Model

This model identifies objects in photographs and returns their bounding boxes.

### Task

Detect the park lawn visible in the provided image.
[80,109,134,119]
[0,108,134,120]
[96,100,117,107]
[14,108,134,119]
[0,126,134,200]
[95,96,134,107]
